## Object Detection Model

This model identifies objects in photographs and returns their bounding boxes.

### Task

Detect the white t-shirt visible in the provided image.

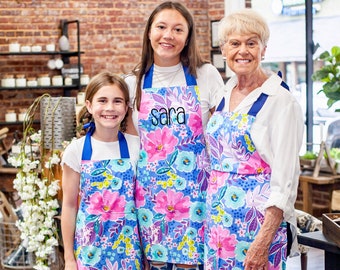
[125,63,224,132]
[220,72,304,256]
[61,133,140,173]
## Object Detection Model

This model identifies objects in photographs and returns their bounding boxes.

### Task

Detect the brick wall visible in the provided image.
[0,0,225,141]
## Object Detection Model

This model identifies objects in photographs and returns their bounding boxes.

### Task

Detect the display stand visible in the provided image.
[313,141,336,177]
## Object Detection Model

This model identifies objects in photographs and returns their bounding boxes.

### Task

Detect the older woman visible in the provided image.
[204,9,304,270]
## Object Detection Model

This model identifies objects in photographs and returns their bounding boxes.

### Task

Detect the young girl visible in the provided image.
[61,71,143,269]
[125,2,224,269]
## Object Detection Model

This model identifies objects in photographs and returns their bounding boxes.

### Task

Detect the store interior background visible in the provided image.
[0,0,339,211]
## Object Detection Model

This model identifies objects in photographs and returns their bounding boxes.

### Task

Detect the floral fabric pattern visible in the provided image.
[74,158,142,269]
[137,83,209,265]
[204,111,287,270]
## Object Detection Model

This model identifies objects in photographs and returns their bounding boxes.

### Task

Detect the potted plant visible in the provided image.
[312,45,340,110]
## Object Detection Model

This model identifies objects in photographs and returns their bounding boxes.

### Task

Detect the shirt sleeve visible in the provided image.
[251,90,304,222]
[61,137,84,173]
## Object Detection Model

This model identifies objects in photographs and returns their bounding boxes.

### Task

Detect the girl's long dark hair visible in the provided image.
[132,1,208,110]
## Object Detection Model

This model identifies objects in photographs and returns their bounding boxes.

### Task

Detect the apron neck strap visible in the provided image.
[143,64,197,88]
[215,93,268,117]
[81,124,130,160]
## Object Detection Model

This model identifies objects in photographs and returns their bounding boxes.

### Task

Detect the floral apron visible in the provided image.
[204,94,288,269]
[74,128,142,269]
[136,65,210,265]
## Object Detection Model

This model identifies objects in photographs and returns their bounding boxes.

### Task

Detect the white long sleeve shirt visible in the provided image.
[220,72,304,256]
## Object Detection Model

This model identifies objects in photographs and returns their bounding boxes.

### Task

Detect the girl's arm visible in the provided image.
[61,164,80,269]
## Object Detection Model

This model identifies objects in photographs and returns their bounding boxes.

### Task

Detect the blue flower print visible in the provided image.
[125,201,137,220]
[111,158,130,172]
[110,176,123,190]
[76,211,86,228]
[207,114,224,134]
[139,150,148,167]
[138,208,153,227]
[235,241,250,262]
[185,227,198,240]
[81,245,102,266]
[224,186,245,209]
[174,176,187,190]
[122,225,134,237]
[150,244,168,261]
[175,151,195,172]
[117,246,125,254]
[221,212,233,227]
[190,202,206,222]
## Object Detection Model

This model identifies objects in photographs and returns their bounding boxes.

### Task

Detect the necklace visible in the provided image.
[153,64,183,87]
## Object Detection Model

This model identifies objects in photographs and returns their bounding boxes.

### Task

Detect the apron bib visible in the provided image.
[74,128,142,269]
[136,65,210,265]
[204,94,288,270]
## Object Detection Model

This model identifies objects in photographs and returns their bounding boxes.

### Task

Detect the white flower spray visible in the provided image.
[8,94,67,270]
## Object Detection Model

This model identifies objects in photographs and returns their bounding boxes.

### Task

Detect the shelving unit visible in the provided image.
[0,20,84,97]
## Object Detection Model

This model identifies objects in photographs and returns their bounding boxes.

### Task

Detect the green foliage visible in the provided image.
[300,150,318,160]
[312,46,340,110]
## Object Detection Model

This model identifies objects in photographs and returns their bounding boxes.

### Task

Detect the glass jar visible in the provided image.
[5,110,17,122]
[64,76,73,86]
[1,74,15,88]
[9,42,20,53]
[38,74,51,86]
[15,74,26,87]
[52,75,63,86]
[80,74,90,85]
[18,109,28,122]
[27,77,38,87]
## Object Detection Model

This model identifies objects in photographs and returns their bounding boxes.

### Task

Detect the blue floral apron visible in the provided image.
[136,65,210,265]
[74,127,142,269]
[204,94,288,269]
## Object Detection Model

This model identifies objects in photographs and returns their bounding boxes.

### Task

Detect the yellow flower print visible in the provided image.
[157,171,175,188]
[91,172,113,190]
[244,134,255,152]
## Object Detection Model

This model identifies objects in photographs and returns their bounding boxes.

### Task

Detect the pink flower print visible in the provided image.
[140,92,155,120]
[208,225,237,259]
[208,170,226,193]
[144,126,178,162]
[87,190,125,221]
[135,181,146,207]
[188,113,203,137]
[154,189,190,221]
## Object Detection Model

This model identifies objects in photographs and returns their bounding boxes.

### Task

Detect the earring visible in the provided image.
[261,56,265,60]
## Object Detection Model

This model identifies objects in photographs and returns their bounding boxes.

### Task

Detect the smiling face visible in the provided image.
[221,33,266,76]
[148,9,189,67]
[86,85,128,133]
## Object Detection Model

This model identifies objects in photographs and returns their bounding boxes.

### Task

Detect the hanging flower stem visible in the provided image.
[8,94,64,270]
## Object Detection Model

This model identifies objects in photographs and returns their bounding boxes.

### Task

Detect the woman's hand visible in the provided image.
[243,236,269,270]
[243,206,284,270]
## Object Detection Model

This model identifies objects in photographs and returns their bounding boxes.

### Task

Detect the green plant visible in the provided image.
[312,46,340,110]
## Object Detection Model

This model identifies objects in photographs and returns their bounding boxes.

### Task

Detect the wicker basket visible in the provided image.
[0,221,34,269]
[40,96,76,150]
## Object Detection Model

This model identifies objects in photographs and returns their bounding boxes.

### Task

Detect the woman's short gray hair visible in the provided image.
[218,8,270,47]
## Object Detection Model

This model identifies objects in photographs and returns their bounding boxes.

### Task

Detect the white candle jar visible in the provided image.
[52,75,63,86]
[9,42,20,52]
[64,76,73,86]
[5,111,17,122]
[1,75,15,87]
[38,75,51,86]
[80,74,90,85]
[46,43,56,52]
[16,75,26,87]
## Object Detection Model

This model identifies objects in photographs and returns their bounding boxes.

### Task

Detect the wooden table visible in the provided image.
[299,171,340,214]
[0,167,18,206]
[297,231,340,270]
